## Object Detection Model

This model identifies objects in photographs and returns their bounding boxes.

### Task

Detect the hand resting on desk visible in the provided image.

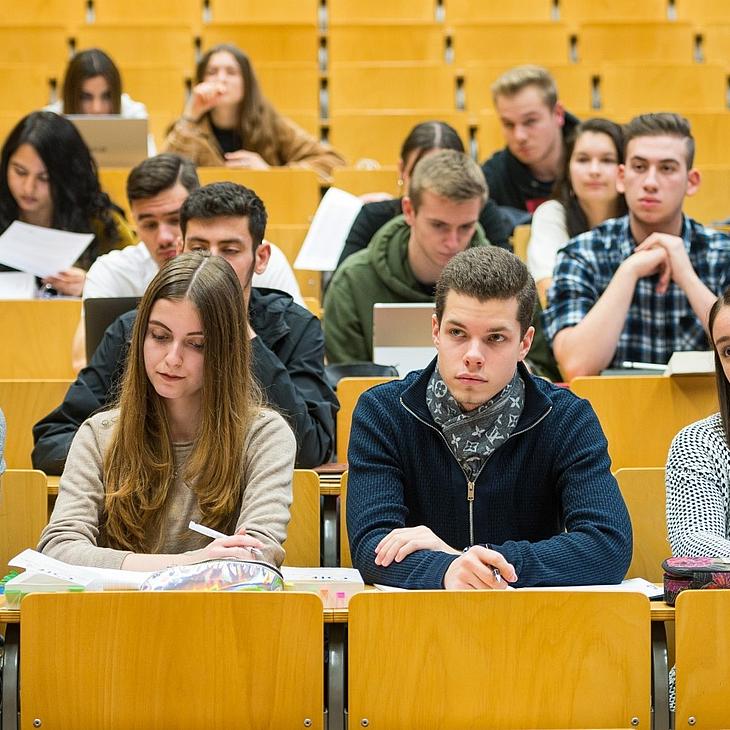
[444,546,517,590]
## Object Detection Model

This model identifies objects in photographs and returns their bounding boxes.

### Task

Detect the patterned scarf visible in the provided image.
[426,366,525,480]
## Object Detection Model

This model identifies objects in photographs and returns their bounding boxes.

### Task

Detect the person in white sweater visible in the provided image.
[667,287,730,557]
[527,118,627,303]
[39,251,295,570]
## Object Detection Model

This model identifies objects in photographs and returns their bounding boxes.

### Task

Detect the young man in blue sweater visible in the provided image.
[347,246,632,589]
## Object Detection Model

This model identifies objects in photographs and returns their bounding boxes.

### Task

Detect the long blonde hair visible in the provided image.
[103,252,261,551]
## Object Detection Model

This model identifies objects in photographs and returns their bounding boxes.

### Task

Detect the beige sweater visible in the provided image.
[38,408,295,569]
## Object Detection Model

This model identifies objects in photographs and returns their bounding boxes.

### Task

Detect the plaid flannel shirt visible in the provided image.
[542,215,730,366]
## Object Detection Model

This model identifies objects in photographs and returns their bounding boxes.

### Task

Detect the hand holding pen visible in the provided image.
[443,546,517,590]
[188,521,265,561]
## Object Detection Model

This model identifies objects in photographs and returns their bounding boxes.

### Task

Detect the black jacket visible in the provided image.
[32,288,338,473]
[336,196,513,269]
[481,111,581,213]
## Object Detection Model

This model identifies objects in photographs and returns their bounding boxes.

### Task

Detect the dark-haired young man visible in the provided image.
[544,112,730,380]
[33,182,338,471]
[347,246,631,590]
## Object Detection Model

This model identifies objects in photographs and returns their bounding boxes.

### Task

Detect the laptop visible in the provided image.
[66,115,148,167]
[84,296,140,362]
[372,302,436,377]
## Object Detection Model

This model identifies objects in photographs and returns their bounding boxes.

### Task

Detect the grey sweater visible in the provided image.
[38,407,296,568]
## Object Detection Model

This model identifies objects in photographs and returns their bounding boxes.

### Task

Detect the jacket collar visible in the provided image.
[400,358,552,433]
[248,287,292,349]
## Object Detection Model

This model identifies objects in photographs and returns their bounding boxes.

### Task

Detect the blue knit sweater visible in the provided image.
[347,361,632,589]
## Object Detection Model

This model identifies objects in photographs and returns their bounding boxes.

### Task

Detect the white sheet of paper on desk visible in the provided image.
[0,271,36,298]
[293,187,363,271]
[0,220,94,278]
[9,549,152,590]
[518,578,663,598]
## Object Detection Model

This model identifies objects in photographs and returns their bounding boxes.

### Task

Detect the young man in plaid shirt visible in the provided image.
[543,113,730,380]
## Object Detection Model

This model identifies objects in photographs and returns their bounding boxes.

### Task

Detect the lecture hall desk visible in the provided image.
[0,595,674,730]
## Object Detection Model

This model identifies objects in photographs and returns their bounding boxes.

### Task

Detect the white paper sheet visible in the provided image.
[293,187,363,271]
[9,549,152,590]
[0,271,36,298]
[0,220,95,278]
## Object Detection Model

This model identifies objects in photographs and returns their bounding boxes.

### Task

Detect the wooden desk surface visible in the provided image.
[47,475,343,498]
[1,595,676,626]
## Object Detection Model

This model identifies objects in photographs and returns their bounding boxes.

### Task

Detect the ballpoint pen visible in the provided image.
[188,520,264,558]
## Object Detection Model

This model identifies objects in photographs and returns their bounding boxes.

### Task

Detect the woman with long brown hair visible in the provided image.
[164,43,345,178]
[39,252,295,569]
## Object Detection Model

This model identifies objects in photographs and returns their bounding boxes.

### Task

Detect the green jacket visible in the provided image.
[324,215,487,364]
[324,215,560,379]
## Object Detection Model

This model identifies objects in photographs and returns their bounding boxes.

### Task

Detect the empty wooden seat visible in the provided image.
[329,0,438,23]
[88,0,203,27]
[570,375,717,471]
[205,0,318,24]
[1,300,82,379]
[615,467,670,583]
[117,65,190,115]
[328,63,457,114]
[328,24,447,63]
[328,112,469,166]
[336,377,397,463]
[598,63,727,115]
[0,0,86,28]
[331,167,401,197]
[73,25,195,71]
[685,113,730,166]
[576,22,695,63]
[200,23,318,64]
[282,469,320,566]
[0,469,47,574]
[0,64,53,114]
[445,0,555,23]
[195,168,321,224]
[683,164,730,225]
[675,0,730,24]
[0,379,72,469]
[450,23,571,65]
[559,0,668,24]
[0,26,69,68]
[256,62,320,116]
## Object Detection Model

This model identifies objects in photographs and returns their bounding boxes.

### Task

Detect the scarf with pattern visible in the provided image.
[426,366,525,480]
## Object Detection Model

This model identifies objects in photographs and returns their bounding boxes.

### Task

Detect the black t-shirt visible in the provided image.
[211,123,242,155]
[481,111,580,213]
[336,196,513,269]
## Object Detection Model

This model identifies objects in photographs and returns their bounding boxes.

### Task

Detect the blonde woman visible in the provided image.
[39,252,295,569]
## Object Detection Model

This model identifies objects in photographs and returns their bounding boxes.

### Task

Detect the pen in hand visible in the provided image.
[491,567,501,584]
[188,520,264,558]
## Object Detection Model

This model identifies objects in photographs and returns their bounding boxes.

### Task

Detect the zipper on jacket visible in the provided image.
[467,480,475,545]
[401,397,553,547]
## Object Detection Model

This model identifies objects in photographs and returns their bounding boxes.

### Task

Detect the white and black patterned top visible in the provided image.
[666,413,730,557]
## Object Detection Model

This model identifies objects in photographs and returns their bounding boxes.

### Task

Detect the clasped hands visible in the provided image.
[628,232,693,294]
[375,525,517,590]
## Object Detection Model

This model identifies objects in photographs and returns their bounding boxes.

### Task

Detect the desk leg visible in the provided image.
[1,623,19,730]
[322,494,338,567]
[327,623,345,730]
[651,620,669,730]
